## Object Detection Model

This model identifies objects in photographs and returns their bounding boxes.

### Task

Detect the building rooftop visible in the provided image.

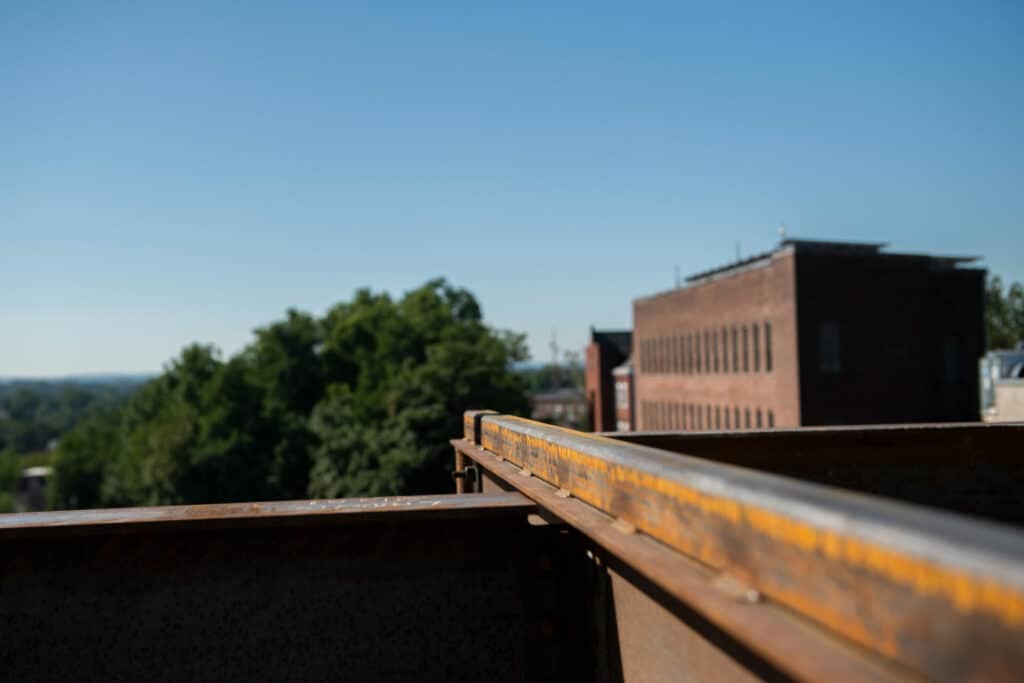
[630,238,984,299]
[589,328,632,357]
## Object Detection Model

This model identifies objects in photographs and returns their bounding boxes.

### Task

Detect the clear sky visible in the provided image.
[2,1,1022,376]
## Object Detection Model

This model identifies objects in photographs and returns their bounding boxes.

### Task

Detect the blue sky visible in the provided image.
[2,1,1022,376]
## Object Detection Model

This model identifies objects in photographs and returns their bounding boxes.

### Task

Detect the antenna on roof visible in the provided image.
[778,223,787,242]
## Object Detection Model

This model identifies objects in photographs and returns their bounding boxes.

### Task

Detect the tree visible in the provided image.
[309,279,530,496]
[986,276,1024,349]
[49,279,530,509]
[0,448,20,513]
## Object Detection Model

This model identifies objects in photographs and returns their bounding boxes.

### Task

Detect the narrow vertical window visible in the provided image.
[944,336,961,384]
[744,408,751,429]
[731,327,739,373]
[756,409,762,428]
[721,326,729,373]
[706,405,711,430]
[765,322,773,372]
[695,333,702,374]
[704,330,711,373]
[712,329,719,373]
[724,408,731,430]
[697,405,703,430]
[742,325,749,372]
[753,325,760,372]
[715,405,721,430]
[819,322,841,374]
[768,410,775,428]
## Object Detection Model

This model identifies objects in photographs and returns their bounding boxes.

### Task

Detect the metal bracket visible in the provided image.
[452,464,480,490]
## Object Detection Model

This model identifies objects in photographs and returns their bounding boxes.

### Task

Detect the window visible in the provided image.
[765,322,773,372]
[712,329,719,373]
[675,403,682,429]
[944,336,962,384]
[742,326,749,372]
[682,403,688,430]
[721,326,729,373]
[671,336,679,374]
[695,333,702,374]
[734,407,740,429]
[731,327,739,373]
[615,381,629,410]
[697,405,703,430]
[724,408,731,430]
[715,405,721,430]
[819,322,841,374]
[744,408,750,429]
[756,409,762,428]
[706,404,711,431]
[704,330,711,373]
[767,410,775,428]
[753,325,760,372]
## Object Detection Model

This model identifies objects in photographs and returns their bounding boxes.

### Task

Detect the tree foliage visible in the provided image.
[986,276,1024,350]
[0,380,139,455]
[50,280,530,509]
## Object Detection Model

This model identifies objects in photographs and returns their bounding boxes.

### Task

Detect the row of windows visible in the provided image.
[639,321,773,375]
[641,401,775,432]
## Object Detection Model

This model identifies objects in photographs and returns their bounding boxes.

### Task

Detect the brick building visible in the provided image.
[584,329,632,432]
[633,239,985,431]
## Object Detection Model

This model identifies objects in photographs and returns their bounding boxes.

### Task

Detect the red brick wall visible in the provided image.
[632,250,801,431]
[584,342,608,431]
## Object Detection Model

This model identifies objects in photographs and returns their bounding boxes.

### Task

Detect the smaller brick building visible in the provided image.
[632,239,985,430]
[584,329,632,432]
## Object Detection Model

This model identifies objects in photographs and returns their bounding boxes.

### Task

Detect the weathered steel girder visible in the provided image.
[454,411,1024,683]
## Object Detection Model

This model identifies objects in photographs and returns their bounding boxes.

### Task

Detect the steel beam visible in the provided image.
[457,413,1024,683]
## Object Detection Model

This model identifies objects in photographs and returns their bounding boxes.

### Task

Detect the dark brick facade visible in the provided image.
[584,329,631,432]
[633,240,984,430]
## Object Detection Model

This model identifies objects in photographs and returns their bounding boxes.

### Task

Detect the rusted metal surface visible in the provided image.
[458,413,1024,683]
[607,569,767,683]
[0,492,586,683]
[0,493,534,539]
[603,423,1024,523]
[454,437,907,683]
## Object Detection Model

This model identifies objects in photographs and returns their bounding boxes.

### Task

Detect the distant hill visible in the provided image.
[0,374,154,386]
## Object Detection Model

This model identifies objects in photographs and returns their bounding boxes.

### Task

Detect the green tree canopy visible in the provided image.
[50,280,529,509]
[986,276,1024,350]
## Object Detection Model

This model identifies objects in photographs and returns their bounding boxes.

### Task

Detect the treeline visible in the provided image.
[49,280,530,509]
[516,363,584,394]
[0,380,141,455]
[987,276,1024,349]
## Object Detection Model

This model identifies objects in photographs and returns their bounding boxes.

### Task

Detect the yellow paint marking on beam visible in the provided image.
[479,419,1024,631]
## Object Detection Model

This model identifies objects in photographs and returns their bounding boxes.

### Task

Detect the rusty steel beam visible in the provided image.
[453,437,907,683]
[600,422,1024,523]
[0,493,535,539]
[458,413,1024,683]
[1,491,587,683]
